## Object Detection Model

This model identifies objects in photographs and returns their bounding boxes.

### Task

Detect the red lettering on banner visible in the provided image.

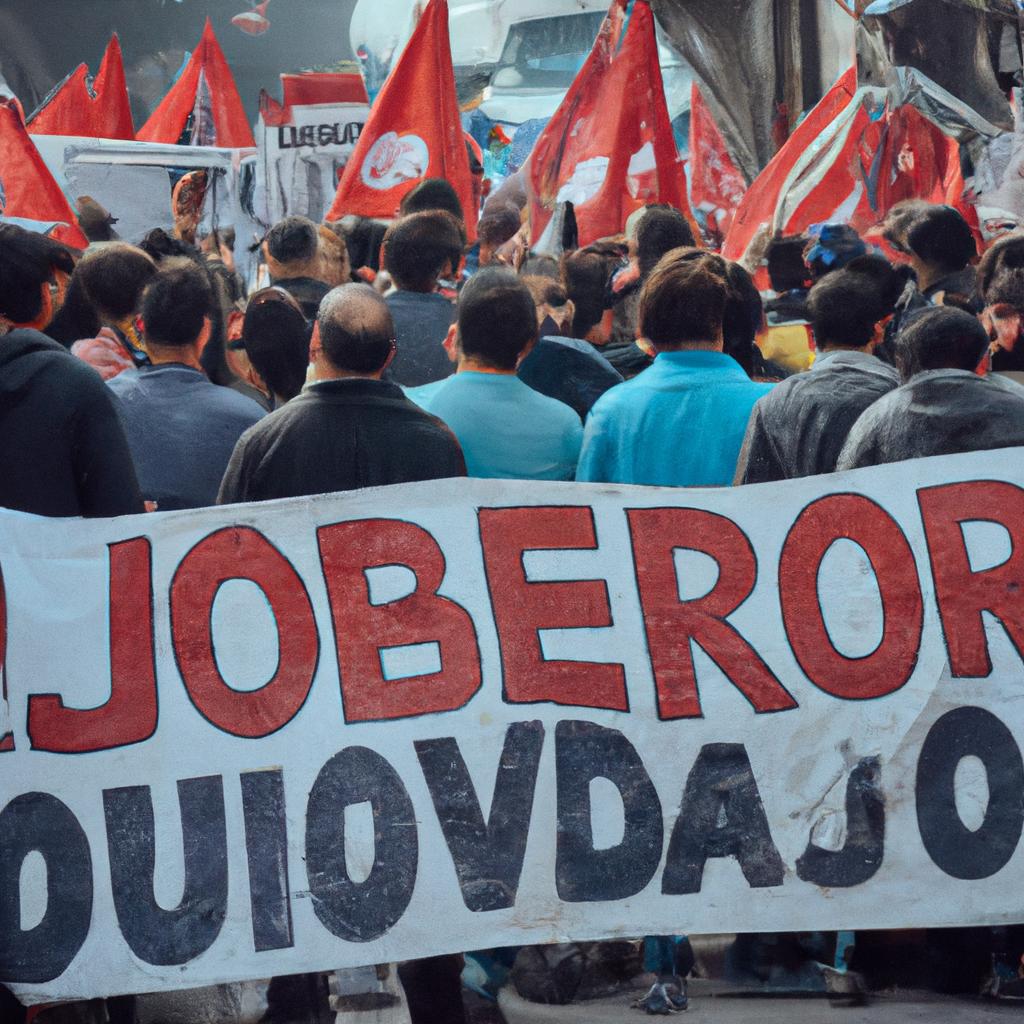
[779,494,923,699]
[478,506,627,712]
[627,508,797,719]
[317,519,481,722]
[0,563,12,752]
[28,538,157,753]
[918,480,1024,677]
[171,528,319,738]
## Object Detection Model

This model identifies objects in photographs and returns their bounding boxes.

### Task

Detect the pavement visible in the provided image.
[498,980,1024,1023]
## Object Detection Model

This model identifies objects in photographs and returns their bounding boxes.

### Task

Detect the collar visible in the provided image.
[812,348,879,369]
[654,349,747,374]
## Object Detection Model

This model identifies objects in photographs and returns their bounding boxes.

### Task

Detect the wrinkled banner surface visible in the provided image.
[2,450,1023,1003]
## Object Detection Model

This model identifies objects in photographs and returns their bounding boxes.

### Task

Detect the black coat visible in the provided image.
[837,369,1024,470]
[218,377,467,504]
[737,350,899,483]
[0,330,143,517]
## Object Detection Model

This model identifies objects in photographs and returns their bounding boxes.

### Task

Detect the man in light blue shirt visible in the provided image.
[406,268,583,480]
[577,249,772,486]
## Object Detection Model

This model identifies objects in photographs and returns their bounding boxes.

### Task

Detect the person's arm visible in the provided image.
[734,404,785,485]
[71,376,144,517]
[217,431,253,505]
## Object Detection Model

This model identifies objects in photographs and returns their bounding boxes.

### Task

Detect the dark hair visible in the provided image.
[905,205,976,274]
[895,305,989,379]
[341,216,387,274]
[0,223,74,324]
[636,207,695,277]
[243,288,310,401]
[400,178,465,225]
[881,199,932,254]
[561,244,620,338]
[76,244,157,320]
[317,283,395,373]
[844,252,913,313]
[457,266,537,370]
[141,264,213,347]
[721,260,763,375]
[640,248,733,347]
[978,230,1024,301]
[522,274,570,310]
[766,235,810,292]
[266,216,319,265]
[139,227,202,264]
[383,211,465,292]
[46,273,100,346]
[808,270,890,349]
[477,203,521,250]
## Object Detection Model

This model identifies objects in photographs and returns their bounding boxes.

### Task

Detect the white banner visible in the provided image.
[2,451,1023,1003]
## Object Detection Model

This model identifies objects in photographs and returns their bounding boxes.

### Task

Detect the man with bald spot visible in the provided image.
[218,283,466,504]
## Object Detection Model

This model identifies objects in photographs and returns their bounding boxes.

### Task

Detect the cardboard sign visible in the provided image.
[2,451,1023,1003]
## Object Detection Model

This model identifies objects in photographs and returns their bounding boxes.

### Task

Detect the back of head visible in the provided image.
[905,205,976,274]
[721,259,763,374]
[139,227,201,265]
[477,203,521,252]
[266,216,320,270]
[881,199,933,255]
[317,283,395,373]
[978,230,1024,301]
[243,288,311,401]
[639,248,733,348]
[636,206,696,277]
[561,244,621,338]
[458,266,537,370]
[141,263,213,348]
[844,252,912,313]
[766,235,810,293]
[895,305,989,379]
[317,223,351,288]
[400,178,465,226]
[0,223,74,326]
[805,224,868,281]
[383,210,465,292]
[808,269,891,349]
[77,243,157,321]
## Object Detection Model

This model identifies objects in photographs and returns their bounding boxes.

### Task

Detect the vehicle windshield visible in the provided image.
[492,12,605,91]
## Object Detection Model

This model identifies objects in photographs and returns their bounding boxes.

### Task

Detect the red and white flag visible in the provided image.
[0,99,88,249]
[688,83,747,237]
[137,19,254,149]
[526,0,695,248]
[326,0,475,239]
[28,35,134,140]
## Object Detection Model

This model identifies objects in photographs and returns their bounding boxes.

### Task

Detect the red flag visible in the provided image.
[28,36,134,140]
[327,0,475,239]
[688,83,747,237]
[527,0,695,248]
[0,99,88,249]
[722,67,857,261]
[137,19,254,148]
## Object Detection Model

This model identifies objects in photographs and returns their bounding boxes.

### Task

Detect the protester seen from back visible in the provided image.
[382,210,464,386]
[108,263,264,511]
[262,215,331,321]
[400,177,466,228]
[219,284,466,504]
[760,234,815,372]
[577,248,773,486]
[561,242,623,351]
[902,204,979,306]
[0,224,142,517]
[978,231,1024,376]
[406,267,583,480]
[837,306,1024,469]
[235,287,311,408]
[737,268,901,483]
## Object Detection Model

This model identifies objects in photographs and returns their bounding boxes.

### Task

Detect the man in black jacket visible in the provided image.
[218,283,466,504]
[736,269,901,483]
[0,224,142,517]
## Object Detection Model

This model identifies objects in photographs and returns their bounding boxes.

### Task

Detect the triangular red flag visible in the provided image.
[526,0,696,248]
[0,99,88,249]
[327,0,475,239]
[28,35,135,140]
[722,67,858,261]
[688,83,747,238]
[137,19,254,148]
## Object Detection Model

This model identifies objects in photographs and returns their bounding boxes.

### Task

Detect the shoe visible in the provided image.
[632,981,683,1014]
[664,976,688,1011]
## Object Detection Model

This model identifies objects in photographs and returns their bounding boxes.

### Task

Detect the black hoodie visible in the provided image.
[0,330,143,517]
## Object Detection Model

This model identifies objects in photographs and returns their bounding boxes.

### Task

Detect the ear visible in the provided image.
[443,323,459,363]
[309,322,322,364]
[26,282,54,330]
[975,348,992,376]
[636,337,656,357]
[868,316,890,352]
[244,361,268,394]
[195,316,213,355]
[515,332,538,368]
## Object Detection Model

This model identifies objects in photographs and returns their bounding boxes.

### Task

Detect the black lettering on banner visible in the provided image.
[306,747,418,942]
[663,744,784,894]
[415,721,544,912]
[0,793,92,983]
[241,769,293,952]
[555,721,663,903]
[796,757,885,887]
[103,776,228,965]
[917,707,1024,880]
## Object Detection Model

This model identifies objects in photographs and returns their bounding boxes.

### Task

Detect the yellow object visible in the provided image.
[759,322,815,373]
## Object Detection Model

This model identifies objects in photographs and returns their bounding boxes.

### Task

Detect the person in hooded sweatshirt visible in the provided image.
[0,224,142,517]
[837,306,1024,469]
[736,268,901,483]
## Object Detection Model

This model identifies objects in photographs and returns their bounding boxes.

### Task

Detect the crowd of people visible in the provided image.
[3,180,1024,1022]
